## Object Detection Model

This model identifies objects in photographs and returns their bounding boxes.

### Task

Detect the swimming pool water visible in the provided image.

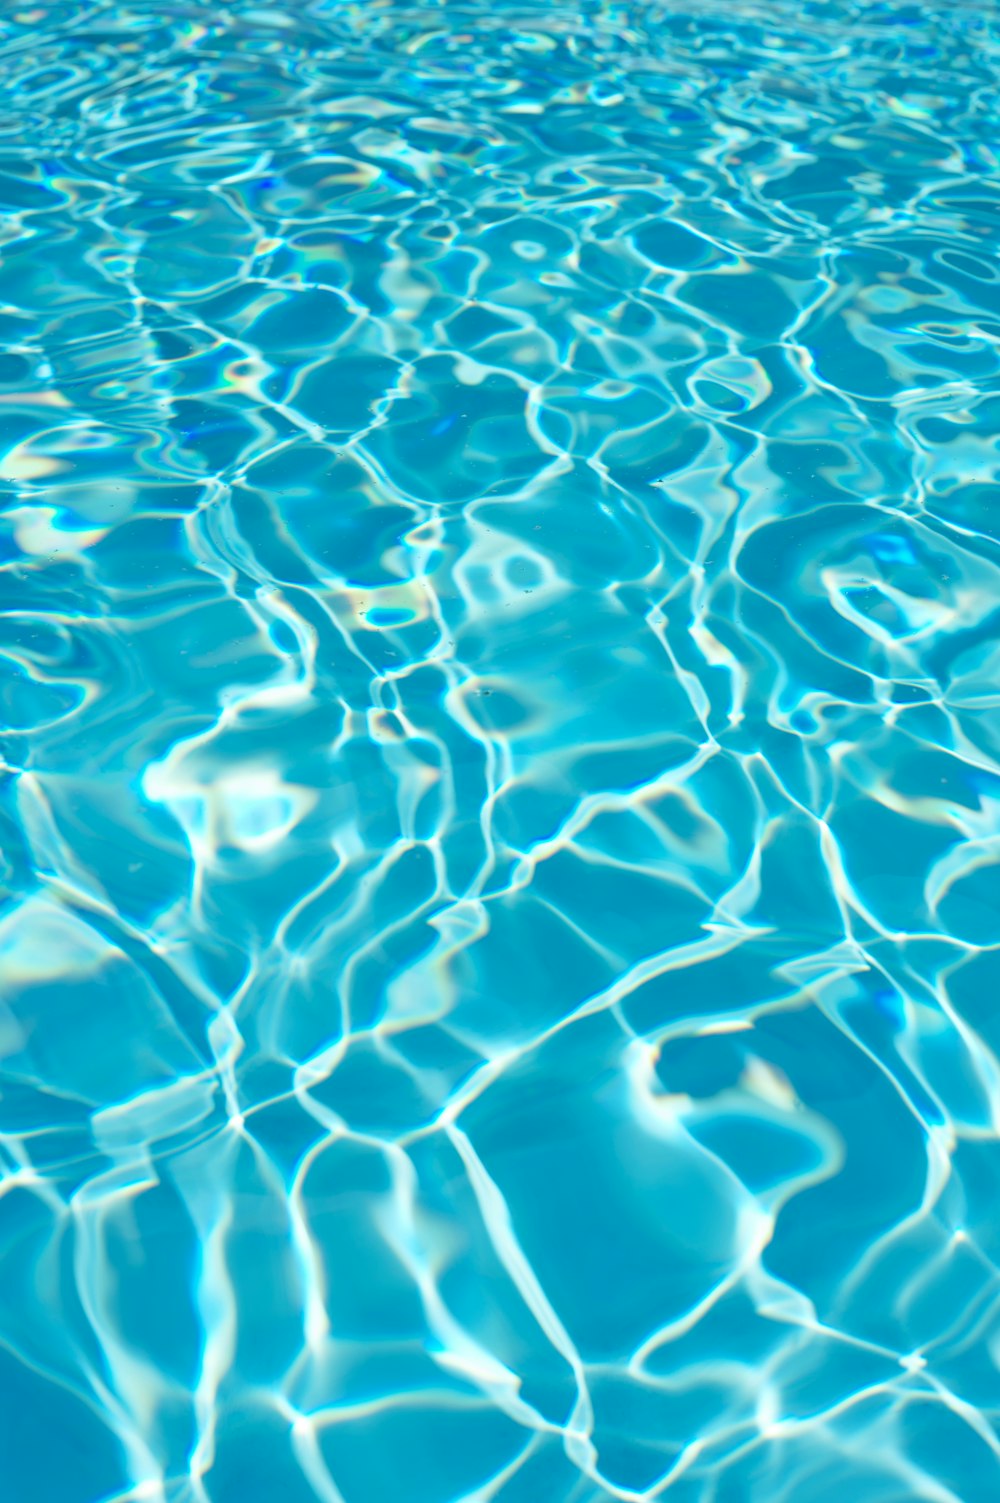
[3,1,1000,1499]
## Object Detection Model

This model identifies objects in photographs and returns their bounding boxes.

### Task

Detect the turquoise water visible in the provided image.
[3,0,1000,1498]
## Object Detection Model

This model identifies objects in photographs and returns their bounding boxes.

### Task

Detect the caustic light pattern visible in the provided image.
[3,2,1000,1501]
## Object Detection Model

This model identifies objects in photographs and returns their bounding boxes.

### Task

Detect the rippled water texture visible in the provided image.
[3,1,1000,1499]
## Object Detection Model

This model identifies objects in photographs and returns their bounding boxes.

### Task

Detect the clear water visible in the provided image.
[3,0,1000,1499]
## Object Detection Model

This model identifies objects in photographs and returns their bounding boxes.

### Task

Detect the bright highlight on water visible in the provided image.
[2,1,1000,1500]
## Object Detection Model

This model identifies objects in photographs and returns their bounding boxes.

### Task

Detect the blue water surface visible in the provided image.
[3,1,1000,1499]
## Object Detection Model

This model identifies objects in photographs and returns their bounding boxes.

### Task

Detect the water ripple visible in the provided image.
[3,2,1000,1501]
